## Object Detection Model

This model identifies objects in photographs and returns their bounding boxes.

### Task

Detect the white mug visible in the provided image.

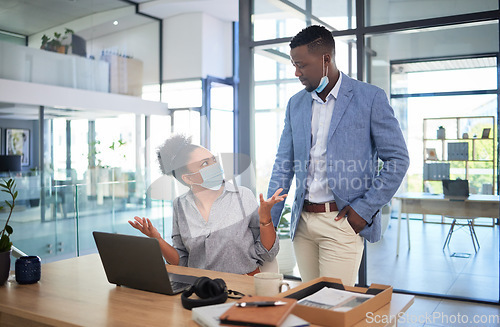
[254,272,290,297]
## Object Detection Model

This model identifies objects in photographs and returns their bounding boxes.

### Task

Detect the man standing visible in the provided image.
[267,25,409,285]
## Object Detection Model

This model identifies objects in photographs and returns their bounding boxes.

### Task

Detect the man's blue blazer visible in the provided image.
[268,73,410,243]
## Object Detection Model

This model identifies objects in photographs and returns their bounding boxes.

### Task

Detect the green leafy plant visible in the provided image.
[277,204,291,239]
[0,179,17,253]
[41,28,74,53]
[109,139,126,151]
[89,139,127,169]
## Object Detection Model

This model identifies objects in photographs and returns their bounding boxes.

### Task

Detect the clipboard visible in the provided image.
[220,296,297,327]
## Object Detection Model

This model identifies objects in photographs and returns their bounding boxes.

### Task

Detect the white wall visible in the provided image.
[163,13,204,81]
[88,22,160,86]
[201,13,233,79]
[163,12,233,81]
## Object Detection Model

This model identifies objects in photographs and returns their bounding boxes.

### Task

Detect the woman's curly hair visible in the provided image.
[157,134,199,185]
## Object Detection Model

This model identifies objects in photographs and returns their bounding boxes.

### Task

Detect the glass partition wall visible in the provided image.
[365,22,499,303]
[0,0,168,264]
[245,0,499,303]
[0,106,167,263]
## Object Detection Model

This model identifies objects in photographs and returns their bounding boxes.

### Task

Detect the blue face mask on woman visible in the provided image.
[315,55,329,93]
[188,161,224,190]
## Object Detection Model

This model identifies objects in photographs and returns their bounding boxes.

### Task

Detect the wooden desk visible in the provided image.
[394,192,500,255]
[0,254,414,326]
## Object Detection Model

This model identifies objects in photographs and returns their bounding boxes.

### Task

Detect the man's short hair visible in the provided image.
[290,25,335,55]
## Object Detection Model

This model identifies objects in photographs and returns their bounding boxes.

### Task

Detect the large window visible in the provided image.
[246,0,500,303]
[365,22,499,303]
[390,57,497,194]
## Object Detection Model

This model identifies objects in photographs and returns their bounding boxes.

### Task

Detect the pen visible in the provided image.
[236,301,287,307]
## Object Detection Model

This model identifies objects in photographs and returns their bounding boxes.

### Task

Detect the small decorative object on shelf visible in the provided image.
[425,148,438,160]
[436,126,446,140]
[481,128,491,139]
[462,132,469,139]
[41,28,74,54]
[15,256,41,284]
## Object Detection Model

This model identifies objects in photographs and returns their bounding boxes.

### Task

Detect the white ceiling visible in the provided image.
[0,0,129,36]
[0,0,239,38]
[138,0,238,22]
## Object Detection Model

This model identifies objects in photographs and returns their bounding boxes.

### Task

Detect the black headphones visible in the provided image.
[181,276,245,310]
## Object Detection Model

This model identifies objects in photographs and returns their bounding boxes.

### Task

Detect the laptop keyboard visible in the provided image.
[171,281,192,292]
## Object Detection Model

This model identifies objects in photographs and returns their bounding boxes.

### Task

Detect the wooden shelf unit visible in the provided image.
[422,116,496,224]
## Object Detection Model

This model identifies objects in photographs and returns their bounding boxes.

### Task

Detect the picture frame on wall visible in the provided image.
[6,128,30,166]
[481,128,491,139]
[425,148,438,160]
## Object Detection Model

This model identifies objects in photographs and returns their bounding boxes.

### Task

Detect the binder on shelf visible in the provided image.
[423,163,450,181]
[447,142,468,161]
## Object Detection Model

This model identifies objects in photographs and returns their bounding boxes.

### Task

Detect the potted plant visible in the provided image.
[380,202,391,237]
[41,28,74,54]
[277,204,291,239]
[0,179,18,285]
[276,204,296,275]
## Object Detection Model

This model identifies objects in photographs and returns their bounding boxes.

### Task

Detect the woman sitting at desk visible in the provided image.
[129,135,285,275]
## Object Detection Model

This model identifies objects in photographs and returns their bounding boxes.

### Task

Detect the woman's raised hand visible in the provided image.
[128,216,162,239]
[259,188,287,216]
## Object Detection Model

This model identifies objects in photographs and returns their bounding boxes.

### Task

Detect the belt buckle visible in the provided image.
[325,202,330,212]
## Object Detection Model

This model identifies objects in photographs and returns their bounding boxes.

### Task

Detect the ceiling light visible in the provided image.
[113,21,118,26]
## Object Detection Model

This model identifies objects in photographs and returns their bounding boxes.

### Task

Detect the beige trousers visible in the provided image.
[293,210,364,286]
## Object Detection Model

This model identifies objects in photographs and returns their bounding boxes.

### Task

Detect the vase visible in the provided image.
[15,256,41,284]
[0,249,12,286]
[57,45,67,54]
[437,126,446,140]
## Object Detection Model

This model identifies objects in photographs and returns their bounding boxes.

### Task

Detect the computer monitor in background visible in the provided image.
[0,155,21,172]
[442,179,469,198]
[72,34,86,57]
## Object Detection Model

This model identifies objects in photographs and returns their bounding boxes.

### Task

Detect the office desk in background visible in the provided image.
[394,192,500,255]
[0,254,414,326]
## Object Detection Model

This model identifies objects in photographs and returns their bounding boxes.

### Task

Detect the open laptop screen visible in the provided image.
[442,179,469,198]
[93,231,195,295]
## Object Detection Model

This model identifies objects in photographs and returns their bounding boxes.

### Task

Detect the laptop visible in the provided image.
[93,231,197,295]
[442,179,469,199]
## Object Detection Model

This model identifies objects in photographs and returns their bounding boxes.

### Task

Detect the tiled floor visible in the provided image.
[397,295,500,327]
[367,216,499,303]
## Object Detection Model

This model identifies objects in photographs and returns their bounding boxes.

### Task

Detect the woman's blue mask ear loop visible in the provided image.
[315,55,329,93]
